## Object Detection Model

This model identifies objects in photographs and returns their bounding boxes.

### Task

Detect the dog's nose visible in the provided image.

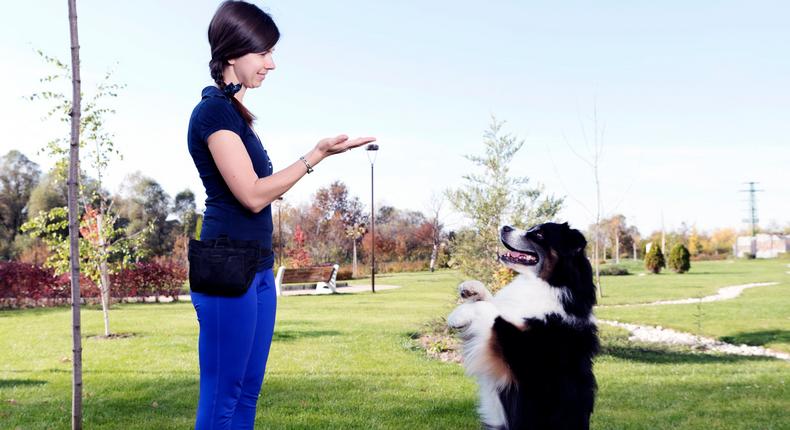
[501,225,514,233]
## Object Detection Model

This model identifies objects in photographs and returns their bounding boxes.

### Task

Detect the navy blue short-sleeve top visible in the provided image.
[187,85,275,270]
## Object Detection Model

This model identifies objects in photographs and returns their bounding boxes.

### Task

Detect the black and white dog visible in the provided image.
[447,222,598,430]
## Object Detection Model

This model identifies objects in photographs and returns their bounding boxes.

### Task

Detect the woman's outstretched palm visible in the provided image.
[317,135,376,157]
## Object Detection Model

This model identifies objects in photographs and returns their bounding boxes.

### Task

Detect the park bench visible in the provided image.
[274,264,340,296]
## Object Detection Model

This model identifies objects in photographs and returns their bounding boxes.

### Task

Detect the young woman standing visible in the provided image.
[187,2,375,428]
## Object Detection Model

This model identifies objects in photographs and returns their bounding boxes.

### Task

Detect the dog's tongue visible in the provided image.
[506,251,538,264]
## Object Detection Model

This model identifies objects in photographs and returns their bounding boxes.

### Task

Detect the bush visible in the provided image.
[599,265,630,276]
[111,260,187,302]
[335,268,353,281]
[0,260,186,308]
[668,244,691,273]
[645,245,666,274]
[0,262,94,308]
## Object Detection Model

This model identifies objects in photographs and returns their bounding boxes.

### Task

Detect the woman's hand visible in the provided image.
[315,135,377,159]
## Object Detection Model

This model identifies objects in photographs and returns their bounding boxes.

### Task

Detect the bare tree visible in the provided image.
[66,0,83,428]
[27,45,128,338]
[564,102,606,297]
[345,223,365,277]
[426,192,445,272]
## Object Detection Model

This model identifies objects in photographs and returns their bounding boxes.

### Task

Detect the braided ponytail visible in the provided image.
[207,0,280,126]
[208,57,256,126]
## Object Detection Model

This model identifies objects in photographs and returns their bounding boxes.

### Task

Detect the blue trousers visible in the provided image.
[191,268,277,430]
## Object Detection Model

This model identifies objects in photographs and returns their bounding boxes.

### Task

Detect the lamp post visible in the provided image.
[366,143,379,293]
[276,197,284,268]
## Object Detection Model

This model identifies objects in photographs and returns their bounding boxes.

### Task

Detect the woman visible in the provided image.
[186,1,375,428]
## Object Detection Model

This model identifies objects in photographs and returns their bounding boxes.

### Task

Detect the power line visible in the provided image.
[739,182,764,236]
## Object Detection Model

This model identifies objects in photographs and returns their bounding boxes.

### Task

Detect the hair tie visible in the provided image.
[222,82,242,98]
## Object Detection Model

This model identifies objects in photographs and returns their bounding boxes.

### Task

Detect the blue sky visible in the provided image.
[1,0,788,235]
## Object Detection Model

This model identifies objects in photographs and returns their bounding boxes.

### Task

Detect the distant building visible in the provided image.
[733,234,790,258]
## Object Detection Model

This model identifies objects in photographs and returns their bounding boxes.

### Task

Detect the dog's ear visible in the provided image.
[564,228,587,256]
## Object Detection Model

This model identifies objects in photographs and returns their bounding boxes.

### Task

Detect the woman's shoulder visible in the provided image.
[190,86,245,140]
[192,88,243,124]
[193,87,235,116]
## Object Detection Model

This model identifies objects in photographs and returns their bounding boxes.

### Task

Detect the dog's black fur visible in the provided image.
[450,222,599,430]
[496,222,598,430]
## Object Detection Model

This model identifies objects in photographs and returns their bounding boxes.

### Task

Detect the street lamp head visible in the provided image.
[366,143,379,164]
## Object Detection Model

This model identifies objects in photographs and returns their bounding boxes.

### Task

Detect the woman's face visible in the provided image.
[227,48,276,89]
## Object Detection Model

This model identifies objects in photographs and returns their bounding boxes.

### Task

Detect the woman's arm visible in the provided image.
[207,130,375,213]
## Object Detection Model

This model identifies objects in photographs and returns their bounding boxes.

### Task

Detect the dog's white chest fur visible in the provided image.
[491,274,569,324]
[447,274,572,429]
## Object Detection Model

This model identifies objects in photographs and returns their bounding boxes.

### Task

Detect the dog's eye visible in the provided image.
[535,232,544,240]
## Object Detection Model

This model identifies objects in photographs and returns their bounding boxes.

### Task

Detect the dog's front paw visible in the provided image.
[458,280,492,302]
[447,305,474,329]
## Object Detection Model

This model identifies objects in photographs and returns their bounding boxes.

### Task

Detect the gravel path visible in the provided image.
[599,281,788,361]
[139,284,401,302]
[281,284,400,296]
[599,319,790,361]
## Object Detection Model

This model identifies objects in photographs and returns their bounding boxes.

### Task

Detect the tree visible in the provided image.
[709,228,736,255]
[565,103,607,295]
[313,180,364,227]
[173,189,198,237]
[645,244,666,274]
[591,214,638,264]
[67,2,83,426]
[687,226,702,256]
[116,172,172,256]
[345,223,365,277]
[668,244,691,273]
[0,150,41,259]
[28,44,131,343]
[295,181,364,264]
[22,207,147,335]
[425,193,446,272]
[446,117,563,290]
[286,225,312,268]
[27,172,68,220]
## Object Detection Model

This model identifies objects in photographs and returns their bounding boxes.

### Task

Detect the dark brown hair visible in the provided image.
[208,0,280,125]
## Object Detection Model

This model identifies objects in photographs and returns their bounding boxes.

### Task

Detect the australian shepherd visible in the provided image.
[447,222,598,430]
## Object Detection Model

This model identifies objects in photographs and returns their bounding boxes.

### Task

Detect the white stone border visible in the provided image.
[599,319,790,361]
[599,281,789,361]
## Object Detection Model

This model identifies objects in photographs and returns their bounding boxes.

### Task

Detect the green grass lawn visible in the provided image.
[597,259,790,353]
[1,261,789,429]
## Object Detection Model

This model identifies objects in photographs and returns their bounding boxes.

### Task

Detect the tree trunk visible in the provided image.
[430,242,438,272]
[97,211,112,337]
[67,0,83,428]
[615,233,620,264]
[352,239,357,278]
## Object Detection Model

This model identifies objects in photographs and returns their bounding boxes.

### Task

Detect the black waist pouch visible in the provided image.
[188,236,272,297]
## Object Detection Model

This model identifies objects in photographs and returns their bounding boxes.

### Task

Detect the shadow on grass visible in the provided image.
[0,379,47,389]
[1,374,476,429]
[720,330,790,347]
[601,343,775,364]
[272,330,342,342]
[0,306,70,318]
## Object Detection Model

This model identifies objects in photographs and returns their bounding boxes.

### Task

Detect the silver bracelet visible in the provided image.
[299,156,314,174]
